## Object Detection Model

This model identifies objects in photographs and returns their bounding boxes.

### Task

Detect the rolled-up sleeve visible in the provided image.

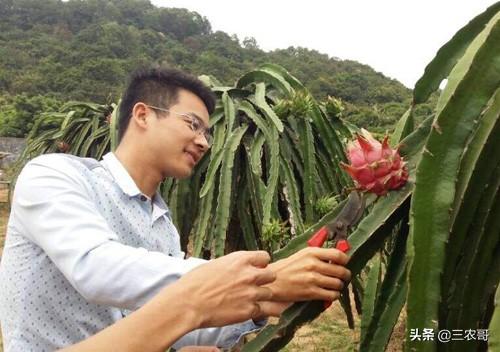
[173,319,267,350]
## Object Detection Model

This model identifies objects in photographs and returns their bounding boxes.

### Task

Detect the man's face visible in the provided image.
[145,89,210,179]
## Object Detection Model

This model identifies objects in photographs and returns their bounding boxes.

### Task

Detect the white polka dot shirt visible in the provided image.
[0,152,261,351]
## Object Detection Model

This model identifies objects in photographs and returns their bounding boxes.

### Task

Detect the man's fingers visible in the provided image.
[257,301,292,317]
[315,261,351,281]
[254,287,273,302]
[311,247,350,265]
[245,250,272,268]
[316,275,345,291]
[254,268,276,286]
[315,287,342,301]
[252,302,262,318]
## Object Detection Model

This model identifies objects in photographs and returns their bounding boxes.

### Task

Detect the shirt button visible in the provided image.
[140,195,147,201]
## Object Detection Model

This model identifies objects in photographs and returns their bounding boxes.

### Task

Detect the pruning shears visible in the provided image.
[307,191,365,308]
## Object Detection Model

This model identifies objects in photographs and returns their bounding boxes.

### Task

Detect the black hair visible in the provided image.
[117,66,215,141]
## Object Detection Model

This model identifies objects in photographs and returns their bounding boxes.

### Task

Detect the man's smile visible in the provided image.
[184,149,201,165]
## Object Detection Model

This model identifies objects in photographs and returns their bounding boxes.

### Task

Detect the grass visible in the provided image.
[280,302,360,352]
[278,300,405,351]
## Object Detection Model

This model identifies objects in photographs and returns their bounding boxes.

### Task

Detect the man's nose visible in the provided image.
[194,133,210,152]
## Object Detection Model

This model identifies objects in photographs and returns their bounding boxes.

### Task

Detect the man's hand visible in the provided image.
[253,301,293,320]
[175,251,276,328]
[267,247,351,302]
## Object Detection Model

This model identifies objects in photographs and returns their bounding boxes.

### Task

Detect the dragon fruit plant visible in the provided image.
[243,4,500,352]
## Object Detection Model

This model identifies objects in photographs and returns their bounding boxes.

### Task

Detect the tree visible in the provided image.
[0,94,61,137]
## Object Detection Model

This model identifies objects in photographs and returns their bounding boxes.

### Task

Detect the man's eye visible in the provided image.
[182,116,194,126]
[191,119,201,131]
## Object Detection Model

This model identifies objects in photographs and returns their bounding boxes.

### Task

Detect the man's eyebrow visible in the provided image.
[189,112,210,130]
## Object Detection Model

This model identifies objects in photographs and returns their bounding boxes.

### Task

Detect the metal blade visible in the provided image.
[325,191,365,238]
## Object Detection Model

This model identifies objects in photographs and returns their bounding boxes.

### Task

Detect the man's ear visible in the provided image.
[131,103,149,130]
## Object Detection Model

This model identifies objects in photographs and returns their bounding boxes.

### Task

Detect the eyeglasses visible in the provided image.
[146,104,213,146]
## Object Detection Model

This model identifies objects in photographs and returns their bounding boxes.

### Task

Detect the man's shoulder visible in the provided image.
[28,153,101,171]
[18,154,103,185]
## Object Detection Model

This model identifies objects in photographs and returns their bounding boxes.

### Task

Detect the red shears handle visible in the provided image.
[307,226,350,309]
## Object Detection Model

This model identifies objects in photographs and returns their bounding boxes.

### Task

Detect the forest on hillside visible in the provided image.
[0,0,435,137]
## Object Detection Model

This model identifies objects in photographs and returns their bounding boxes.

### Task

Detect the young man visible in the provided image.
[0,67,350,351]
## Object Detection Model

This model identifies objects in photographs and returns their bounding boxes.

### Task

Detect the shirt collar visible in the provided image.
[100,152,170,216]
[101,152,142,198]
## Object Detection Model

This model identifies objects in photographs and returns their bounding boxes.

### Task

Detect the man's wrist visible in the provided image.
[131,282,204,351]
[166,282,205,329]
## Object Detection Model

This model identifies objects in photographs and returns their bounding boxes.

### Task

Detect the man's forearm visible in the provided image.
[61,283,199,352]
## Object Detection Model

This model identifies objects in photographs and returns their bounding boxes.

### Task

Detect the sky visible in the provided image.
[151,0,497,88]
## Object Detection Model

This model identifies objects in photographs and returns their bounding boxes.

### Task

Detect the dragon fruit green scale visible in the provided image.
[341,129,408,196]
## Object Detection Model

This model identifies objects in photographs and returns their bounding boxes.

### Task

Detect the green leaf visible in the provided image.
[362,217,409,351]
[236,69,293,97]
[211,112,228,156]
[390,107,414,147]
[222,91,236,134]
[243,137,264,228]
[253,82,284,132]
[413,2,500,103]
[360,254,382,344]
[110,101,120,151]
[451,88,500,223]
[308,104,350,187]
[238,178,260,251]
[69,120,93,155]
[407,15,500,351]
[441,89,500,305]
[488,284,500,351]
[258,63,305,91]
[81,124,108,156]
[297,118,316,223]
[279,154,305,235]
[445,163,500,336]
[435,12,500,116]
[199,120,226,198]
[213,125,248,257]
[261,130,280,226]
[192,183,216,257]
[199,149,224,198]
[249,133,266,177]
[238,100,274,144]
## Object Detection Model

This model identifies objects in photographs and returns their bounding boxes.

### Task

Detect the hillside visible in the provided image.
[0,0,423,137]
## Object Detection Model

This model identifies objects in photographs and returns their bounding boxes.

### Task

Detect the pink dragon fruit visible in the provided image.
[341,129,408,196]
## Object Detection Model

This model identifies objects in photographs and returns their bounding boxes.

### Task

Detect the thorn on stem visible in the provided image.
[432,121,442,134]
